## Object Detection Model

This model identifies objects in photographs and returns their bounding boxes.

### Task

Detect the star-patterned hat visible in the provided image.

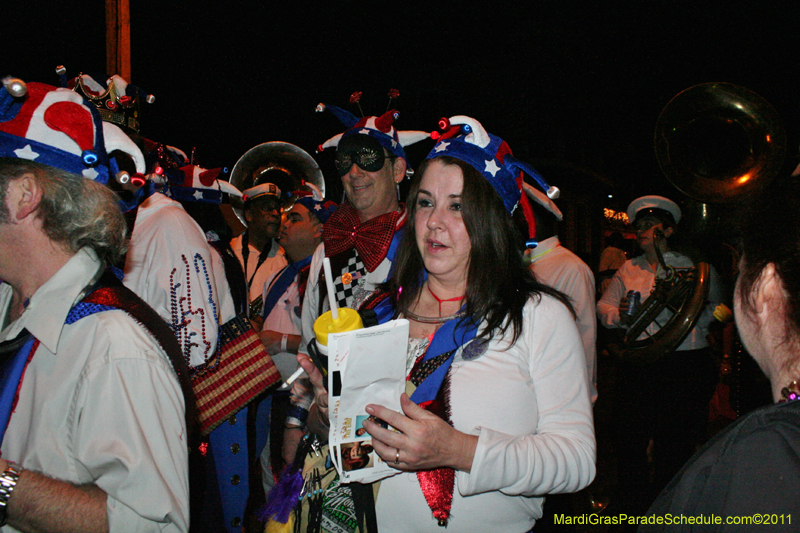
[165,164,242,204]
[0,78,144,184]
[427,116,559,215]
[287,183,338,223]
[316,103,429,162]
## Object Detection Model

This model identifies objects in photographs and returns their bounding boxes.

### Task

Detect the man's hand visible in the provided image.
[2,458,110,533]
[297,354,330,435]
[258,330,298,355]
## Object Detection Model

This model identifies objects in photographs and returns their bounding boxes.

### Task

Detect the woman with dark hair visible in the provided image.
[641,179,800,530]
[298,116,595,532]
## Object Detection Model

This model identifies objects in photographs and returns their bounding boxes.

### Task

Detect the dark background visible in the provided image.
[6,2,799,215]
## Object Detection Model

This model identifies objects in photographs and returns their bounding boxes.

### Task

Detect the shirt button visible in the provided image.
[228,415,236,425]
[231,474,240,485]
[231,443,240,454]
[231,517,241,527]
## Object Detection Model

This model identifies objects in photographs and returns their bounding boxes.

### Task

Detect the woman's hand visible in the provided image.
[296,354,330,433]
[363,393,478,473]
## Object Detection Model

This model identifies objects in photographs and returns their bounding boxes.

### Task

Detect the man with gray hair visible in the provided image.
[0,80,190,532]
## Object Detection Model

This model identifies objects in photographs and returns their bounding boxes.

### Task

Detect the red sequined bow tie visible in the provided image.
[323,205,404,272]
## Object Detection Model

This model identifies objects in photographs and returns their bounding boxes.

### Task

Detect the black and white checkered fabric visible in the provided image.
[333,252,366,309]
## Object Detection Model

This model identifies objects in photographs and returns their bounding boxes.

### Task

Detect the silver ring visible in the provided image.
[395,449,400,466]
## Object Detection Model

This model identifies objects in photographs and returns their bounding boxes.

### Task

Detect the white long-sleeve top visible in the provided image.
[376,294,596,532]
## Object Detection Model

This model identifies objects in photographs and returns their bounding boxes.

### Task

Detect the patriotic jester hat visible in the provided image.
[168,164,243,205]
[0,77,145,184]
[59,66,155,135]
[428,115,560,246]
[316,101,429,162]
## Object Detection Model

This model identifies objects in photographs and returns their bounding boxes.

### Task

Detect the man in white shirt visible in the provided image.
[258,193,336,491]
[67,71,224,372]
[230,182,288,327]
[525,184,597,404]
[597,195,722,520]
[0,80,188,532]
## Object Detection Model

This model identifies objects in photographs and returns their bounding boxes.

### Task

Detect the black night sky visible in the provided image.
[6,2,800,214]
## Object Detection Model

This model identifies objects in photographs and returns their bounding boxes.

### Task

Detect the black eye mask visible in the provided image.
[334,135,388,176]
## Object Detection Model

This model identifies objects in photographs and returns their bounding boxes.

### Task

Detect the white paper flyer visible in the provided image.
[327,319,409,484]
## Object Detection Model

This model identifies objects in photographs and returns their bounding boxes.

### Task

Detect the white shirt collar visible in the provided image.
[1,248,103,353]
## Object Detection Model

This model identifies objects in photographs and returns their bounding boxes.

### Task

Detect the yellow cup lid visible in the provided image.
[313,308,364,346]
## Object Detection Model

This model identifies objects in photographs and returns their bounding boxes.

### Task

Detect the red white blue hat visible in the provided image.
[286,183,338,223]
[523,181,563,221]
[165,164,242,204]
[0,78,144,184]
[316,104,429,161]
[427,116,559,214]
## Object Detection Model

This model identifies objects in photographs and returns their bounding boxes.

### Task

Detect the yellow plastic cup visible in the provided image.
[313,307,364,349]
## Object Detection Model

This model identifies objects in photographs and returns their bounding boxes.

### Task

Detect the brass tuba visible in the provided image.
[620,83,786,362]
[228,141,326,226]
[654,82,786,203]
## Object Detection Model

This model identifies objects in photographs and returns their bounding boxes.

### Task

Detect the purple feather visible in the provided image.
[258,465,305,523]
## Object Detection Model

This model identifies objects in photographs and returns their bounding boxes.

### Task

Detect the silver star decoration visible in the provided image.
[434,141,450,153]
[14,145,39,160]
[359,128,371,135]
[314,204,322,211]
[193,190,204,201]
[485,159,501,177]
[82,168,99,180]
[391,139,397,148]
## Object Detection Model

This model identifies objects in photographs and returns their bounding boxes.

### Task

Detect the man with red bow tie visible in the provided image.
[282,106,428,451]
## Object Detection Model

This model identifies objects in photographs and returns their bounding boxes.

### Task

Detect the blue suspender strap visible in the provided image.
[0,334,37,445]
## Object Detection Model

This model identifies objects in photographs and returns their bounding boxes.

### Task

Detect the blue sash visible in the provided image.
[371,293,478,404]
[409,317,478,405]
[261,256,312,320]
[386,226,404,265]
[0,335,37,445]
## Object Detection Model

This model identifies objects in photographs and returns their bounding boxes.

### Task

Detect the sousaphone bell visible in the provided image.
[229,141,326,226]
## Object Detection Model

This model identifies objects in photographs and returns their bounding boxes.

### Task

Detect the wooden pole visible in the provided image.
[105,0,131,80]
